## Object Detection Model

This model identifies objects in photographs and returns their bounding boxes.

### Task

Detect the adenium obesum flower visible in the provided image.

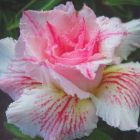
[0,2,140,140]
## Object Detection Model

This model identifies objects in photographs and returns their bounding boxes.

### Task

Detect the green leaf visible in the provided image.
[5,123,113,140]
[109,6,133,21]
[81,129,113,140]
[41,0,64,10]
[72,0,83,10]
[5,123,32,140]
[4,123,43,140]
[125,48,140,62]
[85,0,96,11]
[104,0,140,6]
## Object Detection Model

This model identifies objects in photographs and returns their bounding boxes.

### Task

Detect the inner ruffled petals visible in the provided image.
[44,21,100,65]
[22,9,100,66]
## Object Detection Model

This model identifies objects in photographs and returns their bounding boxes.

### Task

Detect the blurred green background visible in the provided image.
[0,0,140,140]
[0,0,140,39]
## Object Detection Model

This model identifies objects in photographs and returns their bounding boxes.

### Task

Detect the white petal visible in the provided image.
[6,86,98,140]
[96,16,124,61]
[0,38,16,78]
[116,19,140,60]
[93,63,140,131]
[0,58,41,100]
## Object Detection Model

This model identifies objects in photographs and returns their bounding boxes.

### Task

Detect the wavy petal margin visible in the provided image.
[6,87,98,140]
[116,19,140,60]
[93,63,140,131]
[0,58,41,100]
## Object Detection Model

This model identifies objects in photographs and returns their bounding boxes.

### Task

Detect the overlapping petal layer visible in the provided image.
[24,61,92,99]
[116,19,140,60]
[94,63,140,130]
[97,17,140,62]
[6,87,98,140]
[18,2,107,91]
[0,2,140,140]
[0,58,41,100]
[96,16,124,61]
[0,56,92,100]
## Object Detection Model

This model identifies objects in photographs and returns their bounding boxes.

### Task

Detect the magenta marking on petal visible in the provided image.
[48,96,72,133]
[23,11,43,36]
[39,95,67,131]
[33,94,90,137]
[102,69,140,108]
[66,98,77,134]
[21,57,38,62]
[46,22,60,44]
[100,31,129,41]
[102,80,135,107]
[86,68,94,79]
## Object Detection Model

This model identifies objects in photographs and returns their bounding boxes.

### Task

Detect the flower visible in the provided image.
[0,2,140,140]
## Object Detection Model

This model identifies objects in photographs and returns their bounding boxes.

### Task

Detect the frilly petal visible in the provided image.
[54,1,75,13]
[0,58,41,100]
[96,16,124,63]
[116,19,140,60]
[25,61,92,99]
[6,86,98,140]
[93,63,140,131]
